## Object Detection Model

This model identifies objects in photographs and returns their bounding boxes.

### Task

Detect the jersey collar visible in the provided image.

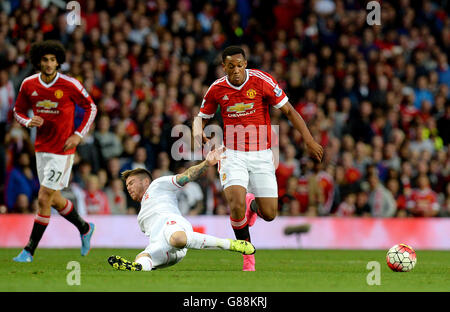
[225,69,249,90]
[38,72,60,88]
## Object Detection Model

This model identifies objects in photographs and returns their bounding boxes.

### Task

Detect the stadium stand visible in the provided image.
[0,0,449,218]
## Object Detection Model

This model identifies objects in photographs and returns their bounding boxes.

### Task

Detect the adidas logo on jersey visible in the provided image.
[32,91,39,96]
[222,95,229,100]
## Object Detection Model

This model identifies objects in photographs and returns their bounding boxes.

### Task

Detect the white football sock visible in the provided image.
[135,256,153,271]
[185,231,231,250]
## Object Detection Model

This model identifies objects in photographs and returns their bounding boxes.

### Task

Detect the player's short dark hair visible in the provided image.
[121,168,153,183]
[222,46,246,63]
[29,40,66,70]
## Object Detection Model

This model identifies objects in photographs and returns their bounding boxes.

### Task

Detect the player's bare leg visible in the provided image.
[38,186,57,215]
[252,197,278,221]
[246,195,278,227]
[224,185,256,271]
[224,185,248,237]
[52,191,94,255]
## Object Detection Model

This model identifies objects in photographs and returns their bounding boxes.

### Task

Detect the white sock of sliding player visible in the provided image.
[135,256,153,271]
[185,231,231,250]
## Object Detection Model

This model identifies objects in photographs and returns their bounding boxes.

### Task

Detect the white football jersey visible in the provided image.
[136,175,183,235]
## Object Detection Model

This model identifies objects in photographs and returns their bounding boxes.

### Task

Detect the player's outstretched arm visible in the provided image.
[176,146,226,186]
[279,102,324,162]
[193,117,211,151]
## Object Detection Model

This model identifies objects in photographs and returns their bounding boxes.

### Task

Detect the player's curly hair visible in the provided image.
[29,40,66,70]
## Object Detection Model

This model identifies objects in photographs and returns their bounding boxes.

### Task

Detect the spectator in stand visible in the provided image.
[437,102,450,146]
[72,160,92,189]
[85,174,110,215]
[106,157,122,181]
[335,188,357,217]
[76,127,101,174]
[276,143,300,197]
[4,152,39,212]
[367,172,397,218]
[0,69,14,139]
[119,135,138,167]
[414,75,434,110]
[386,178,407,217]
[354,141,371,178]
[175,165,205,216]
[199,165,226,215]
[105,178,127,215]
[341,151,361,185]
[304,161,324,217]
[355,186,371,217]
[316,162,335,216]
[440,182,450,217]
[1,0,450,218]
[383,142,402,172]
[156,151,173,176]
[120,146,148,172]
[279,176,301,216]
[11,194,30,214]
[407,174,440,217]
[94,114,123,163]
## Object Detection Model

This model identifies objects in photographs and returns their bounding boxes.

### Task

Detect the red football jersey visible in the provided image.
[199,69,288,151]
[14,73,97,155]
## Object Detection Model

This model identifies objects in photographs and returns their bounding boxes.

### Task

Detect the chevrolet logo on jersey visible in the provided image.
[226,102,254,113]
[36,100,59,109]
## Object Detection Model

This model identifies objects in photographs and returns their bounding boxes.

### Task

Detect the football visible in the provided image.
[386,244,417,272]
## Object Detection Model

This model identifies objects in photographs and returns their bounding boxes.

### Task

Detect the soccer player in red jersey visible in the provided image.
[194,46,323,270]
[12,41,97,262]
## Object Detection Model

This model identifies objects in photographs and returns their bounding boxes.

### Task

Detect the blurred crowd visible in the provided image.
[0,0,449,218]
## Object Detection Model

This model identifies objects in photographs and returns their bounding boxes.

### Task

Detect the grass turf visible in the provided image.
[0,248,449,292]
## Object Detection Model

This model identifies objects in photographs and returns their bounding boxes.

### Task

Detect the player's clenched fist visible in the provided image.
[63,134,82,152]
[206,146,226,166]
[306,140,324,162]
[27,115,44,128]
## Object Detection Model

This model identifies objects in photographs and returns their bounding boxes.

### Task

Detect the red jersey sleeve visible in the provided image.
[13,79,32,127]
[198,84,218,119]
[257,70,288,109]
[66,76,98,137]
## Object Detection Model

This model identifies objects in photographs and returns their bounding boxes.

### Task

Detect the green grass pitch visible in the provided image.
[0,248,449,292]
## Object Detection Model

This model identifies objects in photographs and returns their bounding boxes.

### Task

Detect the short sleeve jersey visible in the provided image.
[13,72,97,155]
[198,69,288,151]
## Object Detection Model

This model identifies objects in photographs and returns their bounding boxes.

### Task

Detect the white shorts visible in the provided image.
[140,213,192,269]
[36,152,74,190]
[218,149,278,197]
